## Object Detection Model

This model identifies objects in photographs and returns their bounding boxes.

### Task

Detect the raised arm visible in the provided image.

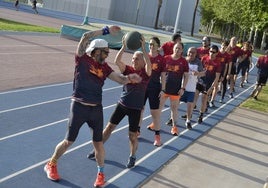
[140,36,152,77]
[76,30,102,57]
[114,36,127,73]
[76,25,121,57]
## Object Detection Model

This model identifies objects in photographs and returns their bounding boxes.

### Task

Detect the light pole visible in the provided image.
[135,0,141,25]
[82,0,90,25]
[174,0,183,34]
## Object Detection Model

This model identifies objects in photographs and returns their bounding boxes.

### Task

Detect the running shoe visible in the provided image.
[198,115,203,124]
[153,135,162,146]
[185,121,192,130]
[165,118,172,126]
[209,101,215,108]
[44,162,60,181]
[181,115,187,119]
[126,156,136,168]
[170,126,178,136]
[94,172,105,188]
[87,150,95,159]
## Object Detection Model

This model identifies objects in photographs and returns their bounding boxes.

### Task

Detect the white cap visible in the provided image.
[86,39,108,53]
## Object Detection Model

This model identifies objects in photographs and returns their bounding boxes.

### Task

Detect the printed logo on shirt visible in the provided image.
[166,65,180,72]
[152,63,159,70]
[206,65,214,71]
[219,57,224,63]
[89,66,104,78]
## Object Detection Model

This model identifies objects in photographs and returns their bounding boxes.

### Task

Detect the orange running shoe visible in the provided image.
[171,126,179,136]
[94,172,105,187]
[44,162,60,181]
[147,123,155,131]
[153,135,162,146]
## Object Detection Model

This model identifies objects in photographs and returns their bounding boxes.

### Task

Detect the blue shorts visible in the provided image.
[180,91,195,103]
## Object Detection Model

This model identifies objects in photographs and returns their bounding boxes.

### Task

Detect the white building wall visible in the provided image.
[43,0,200,33]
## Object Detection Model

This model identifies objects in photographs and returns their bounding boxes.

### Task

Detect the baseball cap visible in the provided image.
[86,39,108,53]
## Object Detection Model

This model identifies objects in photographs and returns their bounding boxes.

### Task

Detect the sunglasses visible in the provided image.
[149,43,155,46]
[209,51,217,54]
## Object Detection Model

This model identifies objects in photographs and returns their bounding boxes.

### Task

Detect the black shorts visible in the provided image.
[110,103,141,132]
[236,63,247,76]
[144,88,161,109]
[196,80,213,94]
[257,74,268,86]
[196,82,206,93]
[65,101,103,142]
[230,64,236,75]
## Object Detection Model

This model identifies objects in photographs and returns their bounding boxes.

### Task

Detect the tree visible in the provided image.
[200,0,268,48]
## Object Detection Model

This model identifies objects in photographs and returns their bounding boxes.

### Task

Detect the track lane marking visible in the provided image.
[0,86,122,113]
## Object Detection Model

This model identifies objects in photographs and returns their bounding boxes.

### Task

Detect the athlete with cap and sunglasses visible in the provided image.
[44,25,141,188]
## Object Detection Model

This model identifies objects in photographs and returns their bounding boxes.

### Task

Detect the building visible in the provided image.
[43,0,201,33]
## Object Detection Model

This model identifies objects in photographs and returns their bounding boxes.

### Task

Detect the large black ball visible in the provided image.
[125,31,142,50]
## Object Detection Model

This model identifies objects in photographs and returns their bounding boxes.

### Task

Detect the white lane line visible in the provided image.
[105,84,255,186]
[0,110,164,183]
[0,45,76,47]
[0,82,255,183]
[0,86,122,114]
[0,51,73,55]
[0,58,258,184]
[0,141,91,183]
[0,82,72,95]
[0,97,71,114]
[0,119,67,141]
[0,104,117,141]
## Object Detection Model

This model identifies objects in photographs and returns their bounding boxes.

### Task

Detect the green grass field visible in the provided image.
[1,18,267,114]
[0,18,59,33]
[241,85,268,113]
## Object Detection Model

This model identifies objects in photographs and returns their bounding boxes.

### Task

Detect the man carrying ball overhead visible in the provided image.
[44,25,142,188]
[87,34,152,169]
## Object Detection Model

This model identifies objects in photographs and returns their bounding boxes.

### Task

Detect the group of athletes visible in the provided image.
[142,34,257,148]
[43,25,268,188]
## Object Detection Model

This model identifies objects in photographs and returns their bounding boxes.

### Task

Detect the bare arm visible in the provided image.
[182,72,189,89]
[114,37,127,73]
[212,72,221,88]
[76,30,102,57]
[177,71,189,96]
[108,72,130,84]
[140,36,152,77]
[76,25,121,57]
[108,72,142,84]
[226,61,232,80]
[160,72,166,91]
[222,63,228,79]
